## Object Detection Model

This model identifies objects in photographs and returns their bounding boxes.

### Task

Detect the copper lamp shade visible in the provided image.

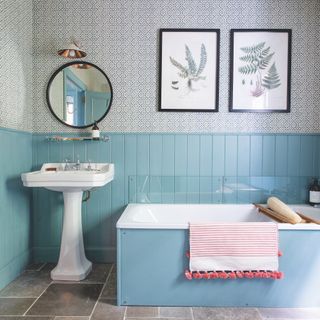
[57,42,87,59]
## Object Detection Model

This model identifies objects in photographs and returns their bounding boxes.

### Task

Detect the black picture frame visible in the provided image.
[158,28,220,112]
[229,29,292,113]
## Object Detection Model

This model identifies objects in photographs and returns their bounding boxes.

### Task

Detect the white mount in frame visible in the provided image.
[229,29,292,113]
[159,28,220,112]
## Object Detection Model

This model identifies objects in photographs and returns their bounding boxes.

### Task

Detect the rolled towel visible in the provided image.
[267,197,302,224]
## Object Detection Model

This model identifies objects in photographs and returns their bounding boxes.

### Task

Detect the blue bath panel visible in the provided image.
[117,228,320,307]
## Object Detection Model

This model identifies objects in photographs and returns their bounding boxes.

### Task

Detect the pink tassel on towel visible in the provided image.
[184,270,192,280]
[194,271,202,279]
[184,270,284,280]
[210,272,219,279]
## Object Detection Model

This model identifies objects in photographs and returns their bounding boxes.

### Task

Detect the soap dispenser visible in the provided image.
[309,178,320,206]
[92,121,100,140]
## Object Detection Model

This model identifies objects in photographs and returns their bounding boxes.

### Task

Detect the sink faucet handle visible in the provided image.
[74,154,81,170]
[87,159,92,171]
[64,158,71,171]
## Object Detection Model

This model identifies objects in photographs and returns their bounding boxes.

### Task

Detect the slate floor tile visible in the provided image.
[101,270,116,299]
[193,307,262,320]
[91,299,125,320]
[0,298,35,315]
[160,307,192,318]
[126,307,159,318]
[258,308,320,319]
[81,264,112,283]
[0,317,53,320]
[55,317,90,320]
[26,283,103,316]
[25,263,46,272]
[128,318,191,320]
[0,271,51,297]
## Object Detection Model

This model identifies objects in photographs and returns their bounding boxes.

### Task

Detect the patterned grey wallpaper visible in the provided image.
[0,0,33,132]
[32,0,320,133]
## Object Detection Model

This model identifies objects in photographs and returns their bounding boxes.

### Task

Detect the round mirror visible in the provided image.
[46,61,113,128]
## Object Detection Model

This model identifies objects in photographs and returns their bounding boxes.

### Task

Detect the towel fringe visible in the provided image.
[184,270,284,280]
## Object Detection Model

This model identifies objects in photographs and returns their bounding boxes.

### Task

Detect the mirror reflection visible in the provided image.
[47,62,112,128]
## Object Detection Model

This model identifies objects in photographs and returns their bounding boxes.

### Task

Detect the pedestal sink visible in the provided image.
[21,162,114,281]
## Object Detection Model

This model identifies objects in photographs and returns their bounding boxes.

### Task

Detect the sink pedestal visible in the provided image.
[21,163,115,281]
[51,191,92,281]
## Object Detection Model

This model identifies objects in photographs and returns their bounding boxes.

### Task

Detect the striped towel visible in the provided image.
[189,222,279,272]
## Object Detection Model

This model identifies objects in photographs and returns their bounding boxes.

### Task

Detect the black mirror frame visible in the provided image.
[46,60,113,129]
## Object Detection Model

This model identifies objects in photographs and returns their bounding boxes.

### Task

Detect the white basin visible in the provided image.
[21,162,114,191]
[21,163,114,281]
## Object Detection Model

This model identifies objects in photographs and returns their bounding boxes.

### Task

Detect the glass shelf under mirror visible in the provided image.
[46,135,109,142]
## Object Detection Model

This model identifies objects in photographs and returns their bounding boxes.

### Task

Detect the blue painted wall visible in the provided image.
[0,128,33,289]
[32,133,320,263]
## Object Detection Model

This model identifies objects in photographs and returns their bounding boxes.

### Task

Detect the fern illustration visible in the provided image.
[239,54,258,63]
[169,57,188,78]
[238,41,280,97]
[262,62,281,90]
[238,64,258,75]
[258,52,274,70]
[169,43,207,91]
[185,45,197,75]
[238,42,274,75]
[240,42,266,54]
[196,44,207,76]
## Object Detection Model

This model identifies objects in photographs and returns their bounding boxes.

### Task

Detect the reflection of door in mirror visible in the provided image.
[64,69,86,126]
[63,68,110,126]
[86,91,110,124]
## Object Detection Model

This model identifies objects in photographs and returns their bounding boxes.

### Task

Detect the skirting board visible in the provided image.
[0,249,31,290]
[33,246,116,263]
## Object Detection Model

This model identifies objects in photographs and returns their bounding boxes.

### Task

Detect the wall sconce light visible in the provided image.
[57,41,87,59]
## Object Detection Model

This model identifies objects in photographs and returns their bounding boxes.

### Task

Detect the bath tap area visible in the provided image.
[1,0,320,319]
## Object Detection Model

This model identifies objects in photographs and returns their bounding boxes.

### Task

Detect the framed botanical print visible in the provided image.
[159,29,220,112]
[230,29,292,112]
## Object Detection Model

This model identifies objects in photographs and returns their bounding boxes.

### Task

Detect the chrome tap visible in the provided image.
[73,158,81,170]
[64,159,72,171]
[87,159,92,171]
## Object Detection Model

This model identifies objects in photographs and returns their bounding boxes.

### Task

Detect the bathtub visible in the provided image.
[116,204,320,307]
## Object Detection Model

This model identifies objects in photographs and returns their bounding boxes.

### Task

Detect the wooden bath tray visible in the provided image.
[253,203,320,225]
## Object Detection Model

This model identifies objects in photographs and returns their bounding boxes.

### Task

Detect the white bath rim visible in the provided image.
[116,203,320,230]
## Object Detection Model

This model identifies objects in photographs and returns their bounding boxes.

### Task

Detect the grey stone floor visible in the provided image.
[0,263,319,320]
